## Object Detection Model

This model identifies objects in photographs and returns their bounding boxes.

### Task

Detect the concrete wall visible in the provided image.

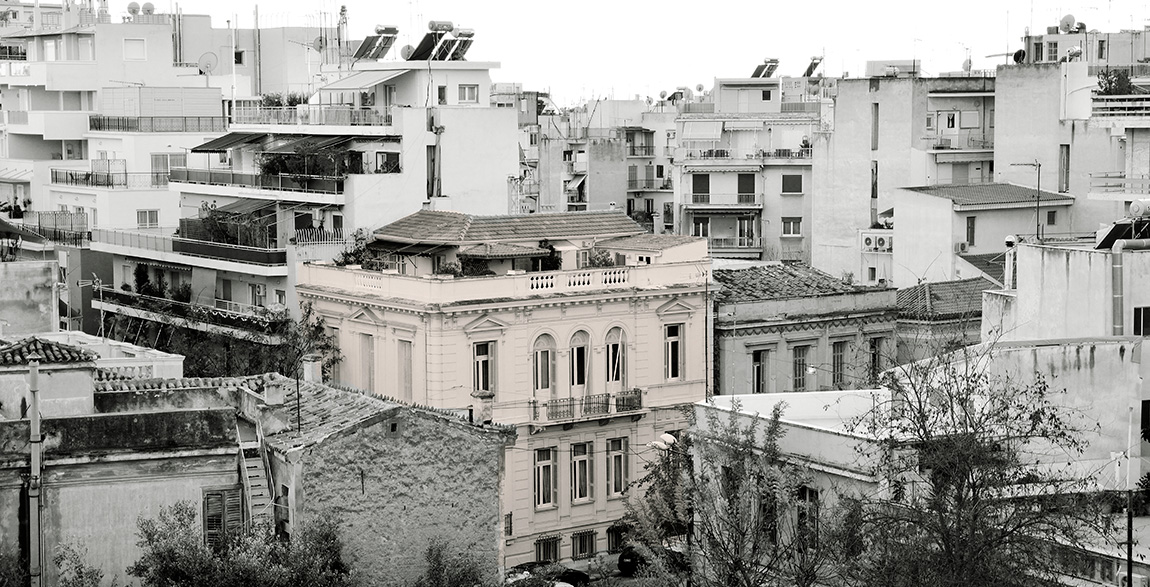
[0,365,94,419]
[586,138,626,211]
[893,190,954,285]
[295,409,508,585]
[0,260,57,336]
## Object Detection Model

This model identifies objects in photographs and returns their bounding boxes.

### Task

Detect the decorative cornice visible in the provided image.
[717,311,898,338]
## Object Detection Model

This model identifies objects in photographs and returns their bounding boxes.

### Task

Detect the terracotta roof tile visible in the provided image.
[374,210,644,244]
[0,337,96,366]
[896,277,996,320]
[903,183,1073,208]
[713,263,882,302]
[598,234,703,251]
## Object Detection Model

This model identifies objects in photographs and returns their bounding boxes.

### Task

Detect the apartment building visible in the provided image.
[675,63,831,261]
[295,209,711,569]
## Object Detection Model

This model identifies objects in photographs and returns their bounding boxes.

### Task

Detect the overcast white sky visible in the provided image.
[151,0,1150,104]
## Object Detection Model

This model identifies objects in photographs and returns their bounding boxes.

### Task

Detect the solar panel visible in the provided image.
[407,31,444,60]
[751,64,767,77]
[448,38,473,61]
[367,34,396,59]
[431,37,457,60]
[353,36,380,60]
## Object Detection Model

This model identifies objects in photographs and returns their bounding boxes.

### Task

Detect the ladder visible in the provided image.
[240,441,273,525]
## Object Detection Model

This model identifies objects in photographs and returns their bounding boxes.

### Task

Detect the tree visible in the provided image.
[55,541,119,587]
[1098,68,1136,96]
[409,538,495,587]
[835,347,1111,587]
[0,541,27,587]
[127,501,356,587]
[628,401,835,587]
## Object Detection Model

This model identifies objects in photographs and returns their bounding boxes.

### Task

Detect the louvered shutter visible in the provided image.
[203,491,224,548]
[224,488,244,537]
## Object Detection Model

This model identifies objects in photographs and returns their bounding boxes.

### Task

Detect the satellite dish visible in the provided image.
[1059,14,1076,33]
[962,58,972,72]
[126,1,139,15]
[197,51,218,75]
[659,90,667,99]
[311,36,327,52]
[399,44,414,60]
[1013,49,1026,64]
[141,2,153,14]
[695,83,704,92]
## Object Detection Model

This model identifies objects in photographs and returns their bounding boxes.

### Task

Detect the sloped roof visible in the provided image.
[373,210,644,245]
[713,263,882,303]
[897,277,996,320]
[458,242,549,259]
[0,337,97,367]
[902,183,1073,209]
[959,252,1008,285]
[598,234,703,251]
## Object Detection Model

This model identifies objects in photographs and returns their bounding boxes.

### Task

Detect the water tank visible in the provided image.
[1130,199,1150,218]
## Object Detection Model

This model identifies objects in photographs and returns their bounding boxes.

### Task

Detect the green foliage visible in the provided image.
[434,261,462,277]
[0,541,27,587]
[537,240,561,271]
[170,282,193,304]
[1098,68,1136,96]
[55,541,118,587]
[460,257,495,277]
[133,264,150,295]
[334,229,369,266]
[264,301,342,380]
[260,143,349,179]
[409,538,494,587]
[260,92,309,107]
[128,501,356,587]
[586,248,615,267]
[837,351,1111,587]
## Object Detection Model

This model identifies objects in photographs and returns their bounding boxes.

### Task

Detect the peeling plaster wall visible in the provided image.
[0,261,57,336]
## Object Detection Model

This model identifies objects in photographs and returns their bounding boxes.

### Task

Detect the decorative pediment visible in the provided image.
[656,298,696,317]
[346,306,385,324]
[463,313,510,335]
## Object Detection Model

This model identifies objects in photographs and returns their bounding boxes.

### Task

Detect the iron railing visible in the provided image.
[50,169,168,188]
[233,105,392,126]
[169,168,344,194]
[93,285,289,333]
[690,192,759,205]
[626,145,655,157]
[680,147,813,160]
[627,178,673,190]
[709,237,761,248]
[529,390,644,422]
[89,116,228,132]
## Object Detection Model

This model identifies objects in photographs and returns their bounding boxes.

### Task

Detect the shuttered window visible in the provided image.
[203,487,243,548]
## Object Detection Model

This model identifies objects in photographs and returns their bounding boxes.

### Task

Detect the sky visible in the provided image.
[150,0,1150,104]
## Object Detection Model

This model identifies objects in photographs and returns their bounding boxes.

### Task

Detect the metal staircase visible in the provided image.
[237,420,273,525]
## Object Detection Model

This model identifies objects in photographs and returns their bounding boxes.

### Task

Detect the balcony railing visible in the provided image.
[529,389,643,423]
[1093,95,1150,118]
[780,102,822,114]
[567,193,587,204]
[6,110,28,124]
[0,47,26,61]
[1089,171,1150,196]
[91,227,288,266]
[233,105,392,126]
[170,168,344,195]
[627,178,673,191]
[51,169,168,188]
[709,237,761,248]
[89,115,228,133]
[680,147,812,160]
[626,144,655,157]
[924,132,993,150]
[690,193,759,205]
[93,285,289,334]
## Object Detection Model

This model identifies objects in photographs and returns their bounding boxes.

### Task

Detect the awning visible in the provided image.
[191,132,266,153]
[458,243,550,259]
[935,151,994,163]
[262,135,358,154]
[566,175,586,191]
[682,165,762,172]
[724,120,764,131]
[681,121,723,141]
[0,217,44,243]
[320,70,408,92]
[0,167,32,183]
[214,199,276,216]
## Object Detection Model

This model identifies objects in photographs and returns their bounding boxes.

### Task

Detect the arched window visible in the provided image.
[533,334,555,398]
[605,327,626,392]
[570,330,590,395]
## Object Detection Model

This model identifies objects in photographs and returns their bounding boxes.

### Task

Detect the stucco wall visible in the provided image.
[0,260,57,336]
[296,409,508,586]
[893,189,954,285]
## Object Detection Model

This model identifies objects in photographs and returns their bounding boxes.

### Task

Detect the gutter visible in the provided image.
[1111,239,1150,335]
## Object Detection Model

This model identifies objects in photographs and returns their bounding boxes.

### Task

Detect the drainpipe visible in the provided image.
[1111,239,1150,335]
[27,354,42,587]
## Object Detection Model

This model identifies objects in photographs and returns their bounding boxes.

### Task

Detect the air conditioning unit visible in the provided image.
[254,284,266,296]
[876,236,890,251]
[1118,572,1149,587]
[953,242,969,253]
[862,236,875,250]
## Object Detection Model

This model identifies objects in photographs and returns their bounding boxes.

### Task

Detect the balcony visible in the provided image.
[51,169,168,189]
[688,192,760,206]
[170,168,344,195]
[709,237,761,249]
[567,193,587,204]
[529,389,643,423]
[679,147,812,161]
[92,285,288,341]
[297,262,710,306]
[1089,171,1150,199]
[925,131,993,150]
[89,116,228,133]
[233,105,392,127]
[627,178,673,191]
[90,227,288,266]
[626,144,655,157]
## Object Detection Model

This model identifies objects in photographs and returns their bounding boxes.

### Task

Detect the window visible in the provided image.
[946,112,956,129]
[375,151,400,173]
[458,84,479,103]
[1059,144,1070,192]
[738,173,755,198]
[782,217,802,237]
[233,50,245,65]
[871,103,879,150]
[534,448,556,507]
[797,486,820,551]
[572,530,596,560]
[832,341,847,389]
[959,111,979,129]
[761,90,772,101]
[571,443,592,503]
[792,345,809,391]
[136,209,159,229]
[752,349,769,394]
[925,115,934,130]
[1047,210,1057,226]
[607,525,626,553]
[123,38,146,60]
[249,283,265,307]
[966,216,976,245]
[869,337,884,381]
[692,217,709,238]
[359,333,375,391]
[535,536,560,562]
[202,487,243,548]
[533,335,555,396]
[397,339,413,402]
[606,327,626,390]
[504,513,513,537]
[607,438,629,496]
[871,161,879,199]
[656,164,664,178]
[529,132,538,146]
[868,267,877,281]
[664,324,683,380]
[474,341,494,394]
[274,289,286,305]
[1047,42,1059,62]
[692,173,709,195]
[781,174,803,194]
[1135,307,1150,336]
[1033,42,1043,61]
[570,331,589,393]
[437,86,447,105]
[1098,39,1108,60]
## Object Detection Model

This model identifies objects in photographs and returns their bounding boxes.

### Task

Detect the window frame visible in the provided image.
[534,447,557,508]
[473,341,495,395]
[752,349,769,394]
[458,84,479,104]
[571,442,593,504]
[136,209,159,229]
[122,38,146,61]
[1135,307,1150,337]
[781,174,804,194]
[533,335,555,396]
[605,327,626,390]
[570,330,590,393]
[966,216,977,245]
[781,216,802,237]
[607,437,629,497]
[571,530,597,560]
[535,535,560,563]
[792,344,810,392]
[664,324,683,381]
[832,340,847,389]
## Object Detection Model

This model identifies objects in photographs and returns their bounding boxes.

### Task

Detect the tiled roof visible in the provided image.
[94,377,236,392]
[0,337,96,366]
[959,252,1008,285]
[458,242,549,259]
[374,210,644,244]
[255,373,397,453]
[902,183,1073,208]
[598,234,703,251]
[713,263,881,303]
[897,277,996,320]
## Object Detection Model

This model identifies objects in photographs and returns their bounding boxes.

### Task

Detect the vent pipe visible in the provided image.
[27,353,43,587]
[1111,239,1150,334]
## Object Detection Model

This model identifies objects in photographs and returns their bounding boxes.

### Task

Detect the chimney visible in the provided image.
[264,378,287,406]
[301,354,323,384]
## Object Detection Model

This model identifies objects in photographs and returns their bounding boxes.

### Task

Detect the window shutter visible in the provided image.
[203,491,224,547]
[224,488,244,537]
[588,442,594,499]
[692,173,709,194]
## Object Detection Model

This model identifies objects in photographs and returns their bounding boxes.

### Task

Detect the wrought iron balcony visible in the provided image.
[170,168,344,195]
[51,169,168,188]
[89,115,228,133]
[529,389,644,423]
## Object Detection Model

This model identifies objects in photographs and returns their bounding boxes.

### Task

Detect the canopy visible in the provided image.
[261,135,358,154]
[320,70,408,92]
[191,132,266,153]
[680,121,723,141]
[724,120,764,131]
